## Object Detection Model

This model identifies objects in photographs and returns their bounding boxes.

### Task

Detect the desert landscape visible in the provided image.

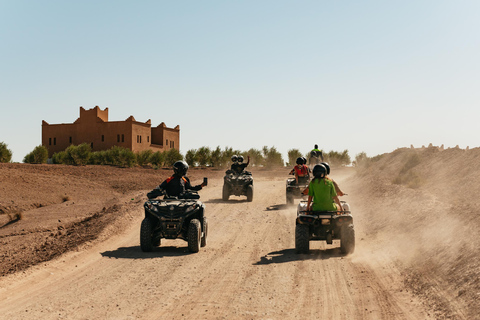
[0,145,478,319]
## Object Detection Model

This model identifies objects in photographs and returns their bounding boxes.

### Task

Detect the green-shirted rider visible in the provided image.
[306,164,343,213]
[309,144,324,166]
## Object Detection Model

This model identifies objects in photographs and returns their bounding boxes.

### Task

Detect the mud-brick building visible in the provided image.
[42,106,180,157]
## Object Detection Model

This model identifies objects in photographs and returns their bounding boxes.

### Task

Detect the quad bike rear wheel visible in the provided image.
[295,224,310,253]
[188,219,201,253]
[246,185,253,202]
[340,224,355,255]
[140,218,154,252]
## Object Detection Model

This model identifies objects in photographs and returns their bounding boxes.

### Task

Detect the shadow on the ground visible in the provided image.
[253,248,344,265]
[100,245,194,259]
[0,218,20,229]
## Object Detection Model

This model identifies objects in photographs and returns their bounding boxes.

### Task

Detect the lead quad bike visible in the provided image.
[141,191,208,253]
[295,200,355,254]
[222,169,254,202]
[286,173,310,205]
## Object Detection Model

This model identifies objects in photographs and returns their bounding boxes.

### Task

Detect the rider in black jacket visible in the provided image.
[147,161,206,199]
[231,155,250,174]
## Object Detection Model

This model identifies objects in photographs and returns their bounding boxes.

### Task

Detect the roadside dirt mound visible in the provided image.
[349,146,480,319]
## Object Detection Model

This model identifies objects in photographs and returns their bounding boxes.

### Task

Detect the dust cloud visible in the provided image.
[345,146,479,319]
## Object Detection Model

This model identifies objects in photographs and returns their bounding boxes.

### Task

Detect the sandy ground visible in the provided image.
[0,147,478,319]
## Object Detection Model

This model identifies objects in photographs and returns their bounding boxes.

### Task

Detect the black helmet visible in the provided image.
[173,160,189,176]
[238,155,244,163]
[312,164,327,178]
[321,162,330,175]
[302,157,307,164]
[314,144,318,149]
[231,155,238,162]
[296,157,303,165]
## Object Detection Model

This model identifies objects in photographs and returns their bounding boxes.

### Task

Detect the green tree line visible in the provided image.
[2,141,362,168]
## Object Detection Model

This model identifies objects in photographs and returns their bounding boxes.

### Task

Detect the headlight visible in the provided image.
[185,204,197,213]
[147,202,158,212]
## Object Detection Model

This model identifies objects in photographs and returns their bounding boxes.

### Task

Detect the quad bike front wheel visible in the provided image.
[340,224,355,255]
[246,185,253,202]
[140,218,154,252]
[188,219,201,253]
[222,184,230,201]
[201,217,208,247]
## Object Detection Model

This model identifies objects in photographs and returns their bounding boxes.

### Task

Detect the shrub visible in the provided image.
[287,149,303,166]
[354,151,383,169]
[196,146,211,167]
[0,142,13,163]
[149,151,165,167]
[185,149,198,166]
[210,146,223,167]
[65,143,91,166]
[106,146,136,167]
[164,148,183,166]
[89,150,108,165]
[136,150,153,167]
[262,146,284,167]
[246,148,263,167]
[23,145,48,164]
[222,147,235,167]
[52,151,67,164]
[324,149,351,166]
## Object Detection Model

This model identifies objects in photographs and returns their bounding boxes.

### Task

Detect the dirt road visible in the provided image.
[0,170,432,319]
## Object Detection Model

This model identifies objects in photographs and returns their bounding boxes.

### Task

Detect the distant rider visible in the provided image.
[290,157,310,185]
[306,164,343,213]
[147,160,206,199]
[231,155,250,174]
[309,144,324,166]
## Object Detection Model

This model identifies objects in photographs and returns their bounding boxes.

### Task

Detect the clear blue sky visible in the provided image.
[1,1,479,163]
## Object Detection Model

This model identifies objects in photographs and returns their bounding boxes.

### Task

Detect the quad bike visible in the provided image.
[222,169,253,202]
[295,200,355,255]
[285,172,310,205]
[141,191,207,253]
[308,155,322,171]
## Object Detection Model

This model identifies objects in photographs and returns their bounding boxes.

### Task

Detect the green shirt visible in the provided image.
[308,178,337,211]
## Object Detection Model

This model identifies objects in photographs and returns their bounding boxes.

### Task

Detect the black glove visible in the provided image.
[147,187,164,199]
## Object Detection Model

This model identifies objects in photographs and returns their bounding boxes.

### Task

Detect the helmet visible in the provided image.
[238,155,244,163]
[296,157,303,165]
[302,157,307,164]
[314,144,318,149]
[231,155,238,162]
[321,162,330,175]
[312,164,327,179]
[173,160,189,176]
